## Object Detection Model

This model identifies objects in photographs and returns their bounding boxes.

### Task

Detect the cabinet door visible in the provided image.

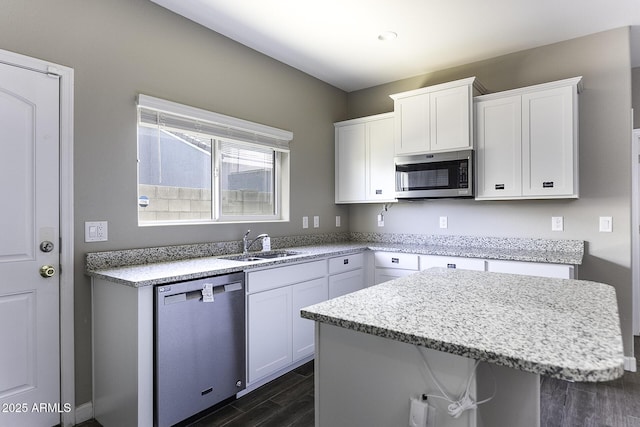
[522,85,576,198]
[475,96,522,199]
[248,287,292,383]
[292,277,328,362]
[430,85,471,151]
[419,255,486,271]
[374,268,416,285]
[367,117,395,200]
[394,94,430,155]
[329,269,364,299]
[335,123,366,202]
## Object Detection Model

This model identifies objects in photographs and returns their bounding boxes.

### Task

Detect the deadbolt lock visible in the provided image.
[40,240,54,253]
[40,265,56,278]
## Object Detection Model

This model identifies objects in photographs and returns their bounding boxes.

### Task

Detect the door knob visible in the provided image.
[40,265,56,278]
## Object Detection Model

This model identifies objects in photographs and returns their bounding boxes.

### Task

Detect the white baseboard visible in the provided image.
[75,401,94,424]
[625,356,637,372]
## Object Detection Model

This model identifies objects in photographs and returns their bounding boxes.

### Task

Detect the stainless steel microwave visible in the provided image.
[394,150,473,199]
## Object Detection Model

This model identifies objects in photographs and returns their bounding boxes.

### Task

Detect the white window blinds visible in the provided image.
[137,94,292,151]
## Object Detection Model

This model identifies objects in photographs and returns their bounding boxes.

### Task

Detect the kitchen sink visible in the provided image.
[221,250,301,262]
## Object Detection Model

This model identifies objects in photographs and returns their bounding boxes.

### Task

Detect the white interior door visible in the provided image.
[0,61,61,426]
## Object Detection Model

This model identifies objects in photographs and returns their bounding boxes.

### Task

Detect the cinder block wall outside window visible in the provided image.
[138,184,271,221]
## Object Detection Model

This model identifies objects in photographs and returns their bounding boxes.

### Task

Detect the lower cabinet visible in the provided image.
[247,286,292,384]
[328,253,365,298]
[292,277,329,361]
[247,259,328,385]
[329,269,364,298]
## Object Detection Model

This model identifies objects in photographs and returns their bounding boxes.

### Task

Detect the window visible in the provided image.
[137,95,291,225]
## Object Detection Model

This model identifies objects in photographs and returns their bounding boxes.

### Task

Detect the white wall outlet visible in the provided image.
[85,221,108,242]
[302,216,309,229]
[377,214,384,227]
[313,216,320,228]
[439,216,448,229]
[551,216,564,231]
[409,395,429,427]
[335,215,341,227]
[599,216,613,232]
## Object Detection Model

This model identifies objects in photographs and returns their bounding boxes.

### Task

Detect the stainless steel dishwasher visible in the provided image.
[155,271,246,427]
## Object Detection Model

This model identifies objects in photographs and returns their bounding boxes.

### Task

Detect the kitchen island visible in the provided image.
[301,268,623,427]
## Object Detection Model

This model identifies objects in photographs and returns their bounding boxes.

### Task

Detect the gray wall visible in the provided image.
[346,27,635,359]
[0,0,348,406]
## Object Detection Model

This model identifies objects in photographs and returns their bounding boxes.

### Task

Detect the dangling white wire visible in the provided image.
[416,346,496,418]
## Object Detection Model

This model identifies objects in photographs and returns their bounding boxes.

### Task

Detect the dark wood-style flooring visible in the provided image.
[78,337,640,427]
[540,336,640,427]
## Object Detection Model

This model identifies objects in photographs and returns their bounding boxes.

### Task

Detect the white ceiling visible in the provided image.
[151,0,640,92]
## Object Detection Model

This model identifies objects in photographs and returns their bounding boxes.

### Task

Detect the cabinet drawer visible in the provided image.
[420,255,486,271]
[328,253,364,275]
[487,260,574,279]
[373,252,419,270]
[247,260,327,294]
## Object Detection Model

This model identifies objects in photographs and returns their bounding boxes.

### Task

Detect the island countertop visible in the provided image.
[301,268,624,382]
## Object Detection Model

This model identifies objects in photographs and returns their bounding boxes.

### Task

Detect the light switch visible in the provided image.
[335,216,341,227]
[599,216,613,232]
[313,216,320,228]
[85,221,108,242]
[302,216,309,229]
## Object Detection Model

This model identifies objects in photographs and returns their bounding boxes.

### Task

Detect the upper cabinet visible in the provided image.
[335,113,396,204]
[390,77,486,155]
[475,77,582,200]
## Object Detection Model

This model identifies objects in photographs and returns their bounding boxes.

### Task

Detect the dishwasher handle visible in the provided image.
[162,280,243,305]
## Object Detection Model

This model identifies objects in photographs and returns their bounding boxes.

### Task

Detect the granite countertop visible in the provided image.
[86,234,585,287]
[87,243,369,287]
[301,268,624,382]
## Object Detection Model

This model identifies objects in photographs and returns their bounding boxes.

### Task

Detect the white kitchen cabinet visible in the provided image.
[328,253,365,298]
[420,255,486,271]
[247,286,292,384]
[475,95,523,199]
[374,268,416,285]
[329,269,365,299]
[487,260,575,279]
[334,113,396,203]
[247,259,327,384]
[292,277,329,362]
[475,77,582,200]
[373,252,420,285]
[390,77,486,155]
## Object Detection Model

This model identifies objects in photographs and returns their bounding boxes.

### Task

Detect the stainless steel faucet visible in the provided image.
[242,229,269,254]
